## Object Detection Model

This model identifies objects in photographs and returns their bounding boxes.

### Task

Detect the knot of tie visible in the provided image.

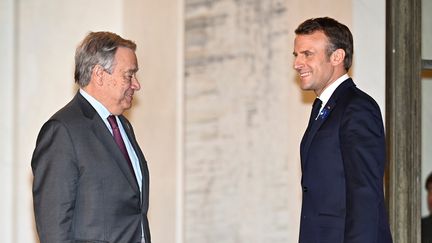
[312,98,322,119]
[312,98,322,110]
[107,115,118,130]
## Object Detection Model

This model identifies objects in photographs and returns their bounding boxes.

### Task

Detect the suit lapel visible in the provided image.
[301,79,355,168]
[119,116,146,172]
[301,112,327,168]
[76,92,140,193]
[119,116,150,208]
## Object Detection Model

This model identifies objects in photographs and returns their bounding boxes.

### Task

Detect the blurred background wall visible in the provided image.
[0,0,385,242]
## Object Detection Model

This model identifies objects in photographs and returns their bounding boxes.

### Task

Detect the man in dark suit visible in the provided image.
[31,32,150,243]
[293,17,392,243]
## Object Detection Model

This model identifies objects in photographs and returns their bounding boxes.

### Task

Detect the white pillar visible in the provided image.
[0,0,16,242]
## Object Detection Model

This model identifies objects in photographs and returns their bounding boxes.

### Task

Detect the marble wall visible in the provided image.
[184,1,297,242]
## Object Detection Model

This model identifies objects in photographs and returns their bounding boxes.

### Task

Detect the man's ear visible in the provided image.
[331,49,346,66]
[92,65,105,86]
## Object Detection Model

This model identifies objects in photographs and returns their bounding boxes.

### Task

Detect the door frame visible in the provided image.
[386,0,422,242]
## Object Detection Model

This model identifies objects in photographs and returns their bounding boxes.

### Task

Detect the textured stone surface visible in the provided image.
[184,0,298,242]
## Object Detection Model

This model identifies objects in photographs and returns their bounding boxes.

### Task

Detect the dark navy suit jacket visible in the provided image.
[299,79,392,243]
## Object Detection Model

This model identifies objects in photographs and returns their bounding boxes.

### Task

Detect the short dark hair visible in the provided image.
[295,17,353,71]
[74,31,137,87]
[426,173,432,190]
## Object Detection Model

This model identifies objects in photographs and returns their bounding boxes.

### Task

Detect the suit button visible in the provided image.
[302,187,308,192]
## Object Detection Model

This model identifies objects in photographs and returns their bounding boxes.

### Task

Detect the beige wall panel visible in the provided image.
[122,0,181,243]
[0,0,15,242]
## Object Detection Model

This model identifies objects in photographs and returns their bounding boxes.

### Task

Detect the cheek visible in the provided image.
[114,84,127,95]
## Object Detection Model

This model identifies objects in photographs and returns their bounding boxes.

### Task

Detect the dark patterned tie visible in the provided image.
[307,98,322,128]
[107,115,135,177]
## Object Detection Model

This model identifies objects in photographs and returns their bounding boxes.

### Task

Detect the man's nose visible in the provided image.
[293,57,304,70]
[131,76,141,91]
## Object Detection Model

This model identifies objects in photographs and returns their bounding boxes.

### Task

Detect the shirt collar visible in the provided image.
[79,89,112,120]
[318,73,349,106]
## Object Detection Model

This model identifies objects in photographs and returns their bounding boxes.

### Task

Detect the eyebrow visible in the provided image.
[293,50,313,56]
[126,67,139,73]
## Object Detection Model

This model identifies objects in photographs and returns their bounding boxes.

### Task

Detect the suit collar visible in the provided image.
[326,78,355,104]
[74,91,98,119]
[79,89,111,120]
[318,74,349,107]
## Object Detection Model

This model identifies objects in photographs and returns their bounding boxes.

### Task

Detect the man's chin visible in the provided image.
[122,101,133,110]
[299,80,311,90]
[300,85,312,91]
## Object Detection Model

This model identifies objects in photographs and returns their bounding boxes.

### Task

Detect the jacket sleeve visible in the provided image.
[31,120,79,243]
[340,98,386,243]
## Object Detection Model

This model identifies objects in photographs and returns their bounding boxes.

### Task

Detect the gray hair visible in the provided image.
[74,31,136,87]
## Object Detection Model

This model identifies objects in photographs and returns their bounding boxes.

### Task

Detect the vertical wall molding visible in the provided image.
[386,0,422,242]
[0,0,16,242]
[176,0,185,243]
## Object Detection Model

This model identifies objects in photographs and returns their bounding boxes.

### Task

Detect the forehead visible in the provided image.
[294,31,329,51]
[114,47,138,71]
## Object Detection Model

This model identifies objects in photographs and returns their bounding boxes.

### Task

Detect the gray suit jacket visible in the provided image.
[32,92,151,243]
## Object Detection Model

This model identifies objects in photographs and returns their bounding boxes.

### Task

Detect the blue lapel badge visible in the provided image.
[318,106,331,120]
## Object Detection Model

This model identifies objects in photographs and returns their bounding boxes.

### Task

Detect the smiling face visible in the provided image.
[293,31,344,96]
[101,47,140,115]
